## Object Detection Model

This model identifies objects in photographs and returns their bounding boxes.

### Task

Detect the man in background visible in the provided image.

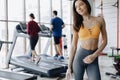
[50,10,65,61]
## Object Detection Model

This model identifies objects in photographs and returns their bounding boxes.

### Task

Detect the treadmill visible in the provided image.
[5,23,68,77]
[0,40,37,80]
[0,69,37,80]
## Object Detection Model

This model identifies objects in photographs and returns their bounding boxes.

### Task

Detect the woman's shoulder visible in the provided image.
[28,20,33,24]
[28,20,38,25]
[92,16,105,27]
[94,16,105,23]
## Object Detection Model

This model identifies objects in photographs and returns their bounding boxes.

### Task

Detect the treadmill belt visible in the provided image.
[11,55,68,77]
[0,69,36,80]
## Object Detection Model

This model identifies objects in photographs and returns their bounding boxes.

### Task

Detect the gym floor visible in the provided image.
[0,55,117,80]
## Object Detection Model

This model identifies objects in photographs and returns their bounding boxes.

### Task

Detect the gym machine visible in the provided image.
[5,23,68,77]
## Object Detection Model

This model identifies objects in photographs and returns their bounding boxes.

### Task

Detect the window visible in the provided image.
[8,0,24,21]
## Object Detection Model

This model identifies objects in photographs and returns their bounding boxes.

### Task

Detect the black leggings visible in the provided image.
[73,47,101,80]
[30,36,38,50]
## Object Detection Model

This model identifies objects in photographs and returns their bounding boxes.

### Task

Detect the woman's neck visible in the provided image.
[30,19,34,21]
[83,14,91,21]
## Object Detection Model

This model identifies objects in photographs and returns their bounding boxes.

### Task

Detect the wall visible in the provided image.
[94,0,120,54]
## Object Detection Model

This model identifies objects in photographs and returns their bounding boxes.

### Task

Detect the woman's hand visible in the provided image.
[83,54,97,64]
[65,68,72,80]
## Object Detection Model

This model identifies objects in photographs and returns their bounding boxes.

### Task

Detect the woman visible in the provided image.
[66,0,107,80]
[27,13,40,64]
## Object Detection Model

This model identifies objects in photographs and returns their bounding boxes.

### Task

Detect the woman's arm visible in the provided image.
[93,17,107,57]
[27,22,31,35]
[68,28,79,70]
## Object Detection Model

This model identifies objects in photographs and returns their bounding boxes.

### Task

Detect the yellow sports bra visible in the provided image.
[78,23,100,40]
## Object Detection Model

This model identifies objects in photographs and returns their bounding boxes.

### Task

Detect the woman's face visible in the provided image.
[75,0,88,15]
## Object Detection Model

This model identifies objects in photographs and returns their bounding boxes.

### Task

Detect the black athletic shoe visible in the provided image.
[54,54,59,60]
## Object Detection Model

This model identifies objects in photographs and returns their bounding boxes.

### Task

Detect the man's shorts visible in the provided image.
[53,36,61,44]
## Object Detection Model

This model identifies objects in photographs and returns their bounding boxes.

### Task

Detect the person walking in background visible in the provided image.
[50,10,65,61]
[27,13,40,64]
[66,0,107,80]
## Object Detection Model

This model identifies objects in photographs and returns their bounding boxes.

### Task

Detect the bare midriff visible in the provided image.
[80,38,98,50]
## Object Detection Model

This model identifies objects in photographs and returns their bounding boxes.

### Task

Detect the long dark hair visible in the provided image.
[73,0,91,32]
